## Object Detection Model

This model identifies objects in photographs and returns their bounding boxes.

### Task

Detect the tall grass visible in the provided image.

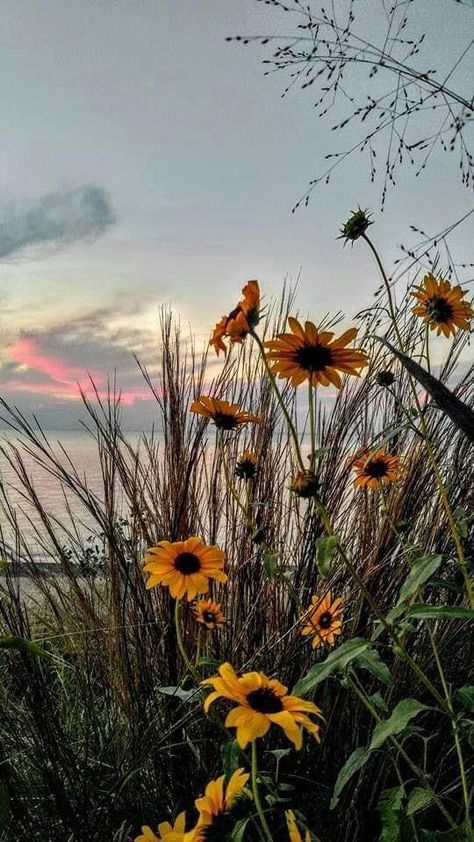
[0,257,472,841]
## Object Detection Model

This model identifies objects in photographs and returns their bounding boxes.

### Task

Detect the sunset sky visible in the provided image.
[0,0,472,428]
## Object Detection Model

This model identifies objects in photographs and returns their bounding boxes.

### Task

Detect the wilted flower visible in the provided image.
[290,470,319,499]
[235,450,258,480]
[339,207,373,242]
[190,397,260,430]
[210,281,261,356]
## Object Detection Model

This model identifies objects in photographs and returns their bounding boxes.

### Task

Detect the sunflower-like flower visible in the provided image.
[210,281,261,356]
[190,397,260,430]
[194,768,250,840]
[135,811,201,842]
[144,537,227,601]
[235,450,258,480]
[350,448,405,490]
[194,598,226,630]
[285,810,311,842]
[202,662,322,749]
[411,273,473,337]
[301,593,343,649]
[264,318,368,388]
[290,470,319,499]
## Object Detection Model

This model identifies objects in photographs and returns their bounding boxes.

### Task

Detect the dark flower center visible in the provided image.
[174,552,201,574]
[318,611,333,629]
[364,459,389,479]
[426,296,454,324]
[213,412,238,430]
[203,611,216,623]
[246,687,284,714]
[295,343,333,371]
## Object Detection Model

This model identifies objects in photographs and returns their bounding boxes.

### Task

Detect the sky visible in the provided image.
[0,0,472,429]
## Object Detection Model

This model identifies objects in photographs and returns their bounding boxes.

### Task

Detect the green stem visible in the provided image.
[362,233,473,608]
[347,673,456,829]
[251,330,306,472]
[308,378,317,471]
[251,741,273,842]
[174,599,200,684]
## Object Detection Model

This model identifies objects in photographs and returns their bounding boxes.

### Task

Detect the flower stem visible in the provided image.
[362,232,473,607]
[174,599,200,684]
[251,330,306,472]
[251,741,273,842]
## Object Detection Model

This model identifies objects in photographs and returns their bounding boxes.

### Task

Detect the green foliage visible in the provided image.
[369,699,428,751]
[293,638,370,695]
[315,534,340,578]
[377,785,405,842]
[398,555,443,603]
[407,605,474,621]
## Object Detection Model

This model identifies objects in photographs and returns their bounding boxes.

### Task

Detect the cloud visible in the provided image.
[0,185,115,260]
[0,306,161,421]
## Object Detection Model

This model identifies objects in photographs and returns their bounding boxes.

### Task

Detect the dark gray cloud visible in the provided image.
[0,185,115,260]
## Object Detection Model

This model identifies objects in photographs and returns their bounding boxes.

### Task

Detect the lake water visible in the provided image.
[0,429,145,561]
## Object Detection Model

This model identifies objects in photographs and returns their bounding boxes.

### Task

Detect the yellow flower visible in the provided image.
[411,273,473,337]
[144,537,227,601]
[202,662,321,749]
[285,810,311,842]
[190,397,260,429]
[194,768,250,838]
[350,448,405,490]
[210,281,261,356]
[265,317,368,388]
[301,593,343,649]
[135,811,201,842]
[193,598,226,630]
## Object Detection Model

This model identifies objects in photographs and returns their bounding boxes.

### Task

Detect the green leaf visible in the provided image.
[198,656,221,669]
[406,787,433,817]
[315,535,340,578]
[355,648,393,686]
[293,638,370,696]
[454,507,469,539]
[263,552,279,581]
[454,686,474,712]
[419,823,470,841]
[398,555,442,603]
[0,636,49,658]
[232,819,250,841]
[377,785,405,842]
[408,605,474,621]
[157,685,202,702]
[221,739,240,778]
[369,699,428,751]
[367,692,389,713]
[331,746,371,809]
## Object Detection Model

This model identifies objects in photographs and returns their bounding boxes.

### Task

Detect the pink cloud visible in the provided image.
[4,337,155,406]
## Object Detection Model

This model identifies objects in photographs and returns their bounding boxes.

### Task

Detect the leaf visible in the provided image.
[157,685,202,702]
[221,739,240,778]
[408,605,474,621]
[377,785,405,842]
[355,648,393,686]
[454,686,474,712]
[369,699,428,751]
[232,819,250,841]
[398,555,442,603]
[406,787,433,816]
[198,656,221,669]
[0,636,49,658]
[419,823,470,841]
[293,638,370,696]
[315,534,340,578]
[263,552,279,581]
[331,746,371,809]
[375,338,474,444]
[367,692,389,713]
